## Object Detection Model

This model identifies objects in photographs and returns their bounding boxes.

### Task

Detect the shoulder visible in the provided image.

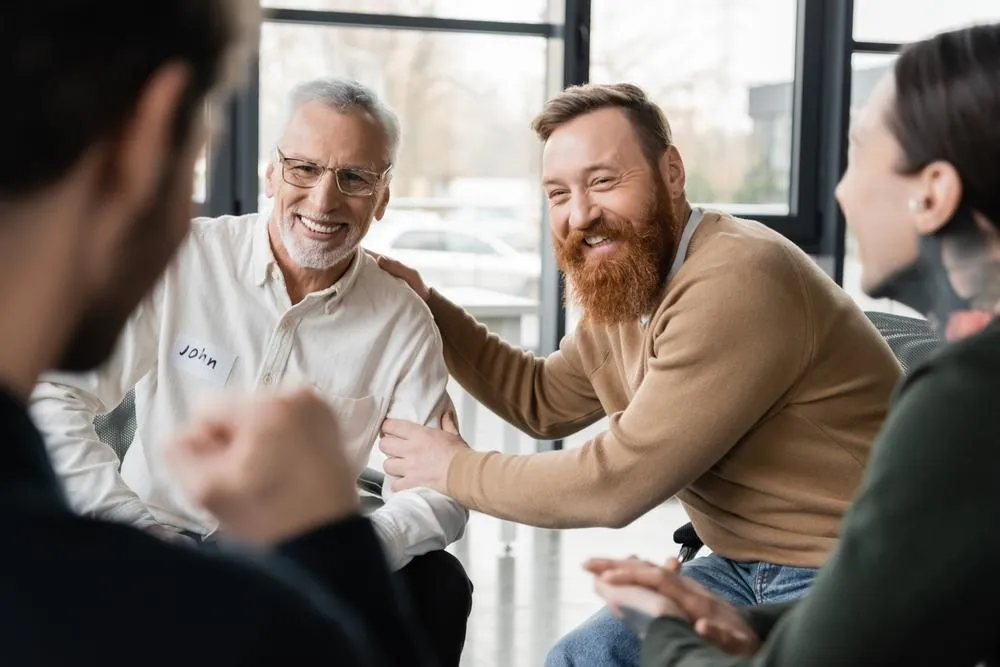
[684,211,813,288]
[160,213,260,288]
[189,212,258,240]
[353,253,438,335]
[899,322,1000,403]
[661,211,815,322]
[168,212,259,269]
[873,322,1000,473]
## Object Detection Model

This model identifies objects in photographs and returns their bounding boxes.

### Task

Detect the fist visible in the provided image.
[164,387,359,545]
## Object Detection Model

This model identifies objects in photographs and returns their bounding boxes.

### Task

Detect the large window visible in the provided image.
[590,0,799,214]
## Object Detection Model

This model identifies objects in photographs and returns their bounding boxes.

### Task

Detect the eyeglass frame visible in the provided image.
[274,147,392,197]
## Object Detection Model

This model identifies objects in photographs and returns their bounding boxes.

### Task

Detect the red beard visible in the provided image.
[555,197,677,326]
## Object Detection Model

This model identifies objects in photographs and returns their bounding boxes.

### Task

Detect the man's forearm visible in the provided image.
[30,384,158,527]
[426,289,601,440]
[642,617,746,667]
[368,488,467,570]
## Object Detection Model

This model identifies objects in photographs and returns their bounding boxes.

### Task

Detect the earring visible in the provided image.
[908,198,925,212]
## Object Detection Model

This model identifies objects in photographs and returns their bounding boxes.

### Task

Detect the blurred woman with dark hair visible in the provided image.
[589,21,1000,667]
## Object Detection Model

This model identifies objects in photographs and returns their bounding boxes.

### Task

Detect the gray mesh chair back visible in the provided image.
[93,391,137,461]
[863,310,940,374]
[672,309,941,562]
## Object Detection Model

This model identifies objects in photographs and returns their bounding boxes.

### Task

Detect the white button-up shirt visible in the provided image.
[30,212,467,570]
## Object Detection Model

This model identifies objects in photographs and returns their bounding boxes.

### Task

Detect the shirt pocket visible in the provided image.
[314,390,386,474]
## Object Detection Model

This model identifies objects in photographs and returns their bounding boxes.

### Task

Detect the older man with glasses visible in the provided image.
[29,77,472,667]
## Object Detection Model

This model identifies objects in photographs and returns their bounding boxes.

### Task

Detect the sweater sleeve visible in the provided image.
[445,247,813,528]
[741,603,795,641]
[639,349,1000,667]
[426,289,606,440]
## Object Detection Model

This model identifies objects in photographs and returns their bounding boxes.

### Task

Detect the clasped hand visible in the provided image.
[588,556,761,656]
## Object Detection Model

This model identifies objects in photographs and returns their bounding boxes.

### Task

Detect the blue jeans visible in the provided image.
[544,554,817,667]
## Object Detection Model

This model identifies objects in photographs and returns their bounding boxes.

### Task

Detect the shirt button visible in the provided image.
[281,319,292,330]
[262,374,273,386]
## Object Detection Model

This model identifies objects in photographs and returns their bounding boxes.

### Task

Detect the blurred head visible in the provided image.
[264,78,399,272]
[532,83,687,325]
[0,1,258,372]
[836,23,1000,298]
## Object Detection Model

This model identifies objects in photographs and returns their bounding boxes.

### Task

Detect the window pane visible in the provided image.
[392,231,447,251]
[193,143,208,204]
[840,53,923,318]
[853,1,1000,43]
[590,0,798,213]
[447,233,497,255]
[261,0,558,23]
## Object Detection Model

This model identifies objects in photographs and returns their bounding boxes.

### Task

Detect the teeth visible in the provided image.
[297,215,345,235]
[584,236,609,246]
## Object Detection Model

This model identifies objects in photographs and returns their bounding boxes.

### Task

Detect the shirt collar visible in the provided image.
[251,212,275,287]
[250,213,367,309]
[322,246,366,314]
[640,207,705,328]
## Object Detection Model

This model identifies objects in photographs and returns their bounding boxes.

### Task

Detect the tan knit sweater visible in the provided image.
[429,210,901,568]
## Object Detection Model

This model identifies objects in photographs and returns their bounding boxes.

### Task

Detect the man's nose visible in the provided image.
[307,172,343,210]
[568,194,600,231]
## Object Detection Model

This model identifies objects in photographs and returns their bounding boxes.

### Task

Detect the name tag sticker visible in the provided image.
[171,334,237,386]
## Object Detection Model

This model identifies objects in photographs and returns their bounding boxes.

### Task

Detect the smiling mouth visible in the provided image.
[295,213,346,236]
[583,235,613,248]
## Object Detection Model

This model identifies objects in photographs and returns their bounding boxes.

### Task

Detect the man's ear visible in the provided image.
[109,63,191,219]
[374,185,391,221]
[264,159,277,199]
[659,145,686,201]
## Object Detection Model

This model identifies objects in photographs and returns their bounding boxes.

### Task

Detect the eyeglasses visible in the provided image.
[275,147,392,197]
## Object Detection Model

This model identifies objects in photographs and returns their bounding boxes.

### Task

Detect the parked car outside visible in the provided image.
[364,212,540,299]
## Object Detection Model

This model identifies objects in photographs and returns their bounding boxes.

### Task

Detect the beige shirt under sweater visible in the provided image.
[428,210,901,568]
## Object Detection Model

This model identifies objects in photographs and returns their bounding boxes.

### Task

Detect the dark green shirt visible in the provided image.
[643,319,1000,667]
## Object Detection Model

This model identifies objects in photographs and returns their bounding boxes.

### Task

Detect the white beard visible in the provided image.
[278,214,359,270]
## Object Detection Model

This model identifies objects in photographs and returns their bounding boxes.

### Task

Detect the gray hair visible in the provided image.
[279,77,401,165]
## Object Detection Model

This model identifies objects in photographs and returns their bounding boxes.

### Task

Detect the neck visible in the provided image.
[0,203,83,401]
[267,216,353,304]
[873,209,1000,341]
[674,199,693,227]
[663,198,693,274]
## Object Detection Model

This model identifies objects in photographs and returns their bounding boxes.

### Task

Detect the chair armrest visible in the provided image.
[357,467,385,498]
[672,522,704,563]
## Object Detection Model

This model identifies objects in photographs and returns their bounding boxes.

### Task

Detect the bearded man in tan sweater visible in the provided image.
[374,83,900,667]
